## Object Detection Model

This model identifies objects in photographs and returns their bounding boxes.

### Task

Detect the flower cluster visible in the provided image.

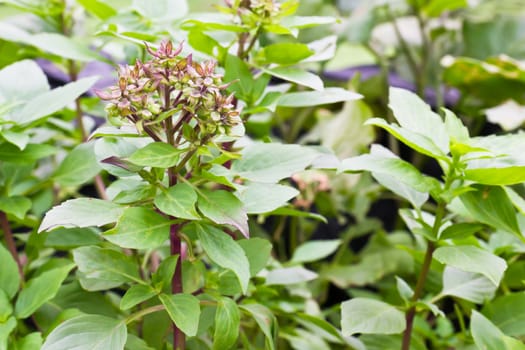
[96,40,242,141]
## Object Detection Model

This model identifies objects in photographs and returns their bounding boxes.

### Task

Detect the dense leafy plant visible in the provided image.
[2,0,525,349]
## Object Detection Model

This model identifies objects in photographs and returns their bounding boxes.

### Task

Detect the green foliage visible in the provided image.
[2,0,525,349]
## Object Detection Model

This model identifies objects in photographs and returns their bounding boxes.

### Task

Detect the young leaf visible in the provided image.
[240,304,277,350]
[103,207,171,249]
[433,245,507,285]
[388,87,449,154]
[460,185,521,237]
[77,0,117,19]
[290,239,341,264]
[15,263,75,318]
[152,255,178,291]
[213,297,240,350]
[53,142,102,187]
[471,311,525,350]
[39,198,124,232]
[154,183,200,220]
[158,293,200,337]
[0,196,31,220]
[395,276,414,302]
[224,55,254,101]
[441,266,496,303]
[197,189,248,238]
[127,142,182,168]
[278,87,362,108]
[259,42,313,65]
[235,182,299,214]
[238,238,272,276]
[0,244,20,300]
[464,158,525,185]
[41,314,127,350]
[192,223,250,294]
[366,118,448,160]
[13,332,43,350]
[120,285,157,310]
[73,246,141,291]
[341,298,405,336]
[443,108,469,143]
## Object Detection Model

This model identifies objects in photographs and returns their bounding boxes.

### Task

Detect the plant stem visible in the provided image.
[401,197,446,350]
[125,304,165,325]
[0,211,24,281]
[401,241,435,350]
[170,223,184,350]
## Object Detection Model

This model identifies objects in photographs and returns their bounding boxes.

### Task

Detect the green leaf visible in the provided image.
[41,314,127,350]
[366,118,448,160]
[433,245,507,285]
[471,311,525,350]
[197,189,248,238]
[0,244,20,299]
[39,198,124,232]
[231,143,321,183]
[291,240,341,264]
[77,0,116,19]
[15,263,74,318]
[224,55,254,101]
[26,33,101,62]
[341,298,405,336]
[443,108,469,143]
[16,76,99,125]
[0,143,56,163]
[460,185,521,237]
[293,313,344,344]
[127,142,182,168]
[120,284,157,310]
[73,246,141,291]
[125,334,154,350]
[154,183,200,220]
[439,223,484,240]
[192,223,250,294]
[423,0,467,17]
[152,255,178,291]
[483,292,525,337]
[2,130,29,150]
[0,59,49,103]
[53,142,102,187]
[133,0,188,21]
[340,145,433,193]
[259,42,313,65]
[395,276,414,302]
[238,238,272,276]
[158,293,200,337]
[45,227,102,249]
[0,289,12,322]
[263,67,323,91]
[464,159,525,185]
[104,207,171,249]
[13,332,43,350]
[0,317,16,350]
[388,87,449,154]
[213,297,240,350]
[235,182,299,214]
[240,304,277,350]
[278,87,362,107]
[441,266,496,303]
[0,196,31,219]
[265,266,318,285]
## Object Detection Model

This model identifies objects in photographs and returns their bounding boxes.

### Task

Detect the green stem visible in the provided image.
[401,165,455,350]
[125,304,165,325]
